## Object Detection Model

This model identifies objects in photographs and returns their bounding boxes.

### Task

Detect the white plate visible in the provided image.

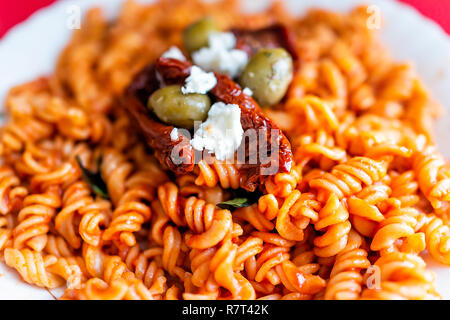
[0,0,449,299]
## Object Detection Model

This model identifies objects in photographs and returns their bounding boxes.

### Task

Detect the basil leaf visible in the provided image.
[217,188,264,211]
[217,198,251,210]
[75,155,109,199]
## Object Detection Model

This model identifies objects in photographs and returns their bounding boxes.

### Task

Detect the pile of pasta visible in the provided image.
[0,0,449,300]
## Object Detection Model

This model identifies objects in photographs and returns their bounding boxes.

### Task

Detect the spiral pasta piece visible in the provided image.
[0,215,13,251]
[276,191,310,241]
[319,54,350,109]
[324,230,370,300]
[142,200,187,281]
[264,171,298,198]
[233,204,274,232]
[389,171,420,208]
[371,207,425,255]
[157,182,233,249]
[0,117,53,155]
[157,182,184,226]
[257,194,280,220]
[420,214,450,266]
[62,277,166,300]
[30,161,80,192]
[361,252,439,300]
[78,199,111,247]
[103,200,151,247]
[195,160,240,190]
[55,8,112,114]
[118,245,164,286]
[4,248,64,288]
[55,181,92,249]
[184,198,233,249]
[347,183,391,238]
[286,95,339,132]
[6,78,95,142]
[47,256,88,289]
[309,157,388,200]
[102,255,134,284]
[100,149,133,205]
[210,240,255,299]
[413,146,450,210]
[347,184,388,223]
[177,174,226,205]
[292,129,347,173]
[82,243,106,279]
[253,244,290,285]
[14,142,60,176]
[313,194,350,257]
[161,225,186,278]
[103,251,168,298]
[275,260,326,295]
[45,235,74,258]
[0,166,28,215]
[235,237,264,273]
[103,170,154,246]
[13,185,61,251]
[188,247,219,292]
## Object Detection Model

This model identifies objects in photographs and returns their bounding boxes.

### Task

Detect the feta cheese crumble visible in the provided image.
[208,32,236,50]
[269,59,293,91]
[192,32,248,78]
[190,102,243,161]
[243,87,253,96]
[181,66,217,95]
[272,59,291,80]
[161,46,186,61]
[170,128,179,141]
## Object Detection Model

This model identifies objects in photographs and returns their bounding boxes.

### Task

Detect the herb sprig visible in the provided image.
[217,188,263,211]
[217,198,250,210]
[75,155,109,199]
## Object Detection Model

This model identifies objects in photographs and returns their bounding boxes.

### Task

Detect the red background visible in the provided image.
[0,0,449,39]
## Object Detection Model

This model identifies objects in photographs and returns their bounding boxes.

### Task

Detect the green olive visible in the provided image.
[239,48,293,107]
[148,85,211,129]
[183,17,219,53]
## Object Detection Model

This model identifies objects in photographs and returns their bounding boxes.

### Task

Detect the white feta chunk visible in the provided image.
[170,128,179,141]
[208,32,236,50]
[243,87,253,96]
[272,59,291,80]
[161,46,186,61]
[192,32,248,78]
[181,66,217,95]
[190,102,243,161]
[269,59,293,91]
